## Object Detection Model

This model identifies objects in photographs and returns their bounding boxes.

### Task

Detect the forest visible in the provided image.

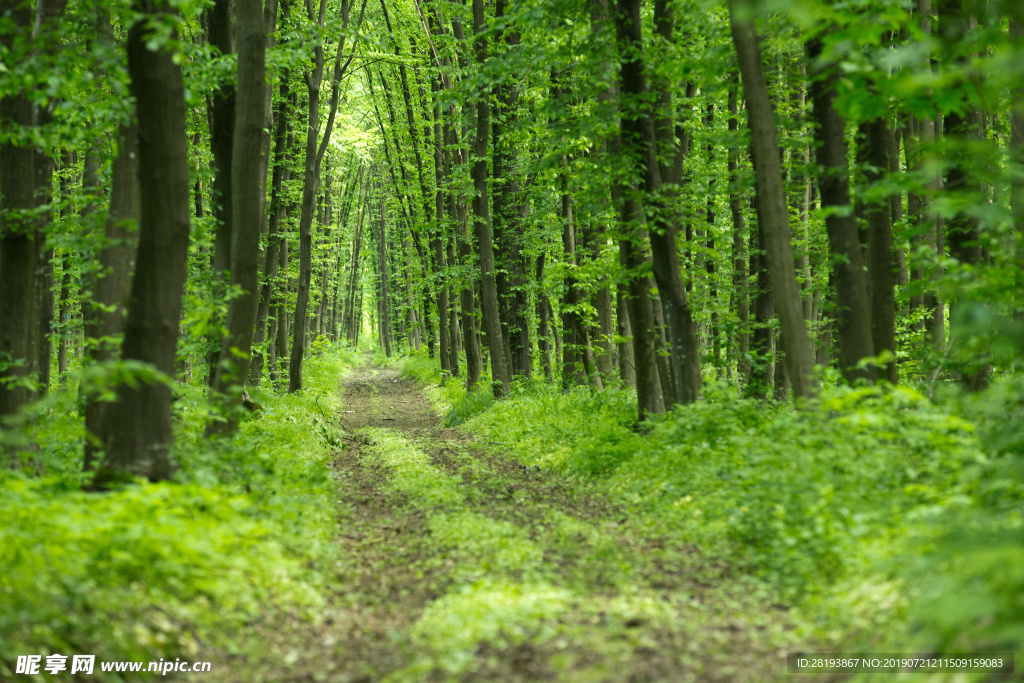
[1,0,1022,679]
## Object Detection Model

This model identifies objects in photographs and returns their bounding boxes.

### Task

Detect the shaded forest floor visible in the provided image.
[225,356,816,682]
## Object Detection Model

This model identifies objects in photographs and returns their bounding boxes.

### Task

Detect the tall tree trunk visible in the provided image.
[728,84,750,381]
[731,0,817,400]
[206,0,236,385]
[34,154,54,397]
[609,0,666,419]
[289,0,363,392]
[251,79,291,385]
[745,208,774,398]
[806,36,876,382]
[207,0,267,435]
[471,0,510,397]
[1011,18,1024,298]
[940,0,988,390]
[82,123,140,471]
[615,284,636,386]
[860,118,898,383]
[536,254,553,381]
[617,0,700,407]
[95,2,190,484]
[459,206,483,391]
[0,2,39,427]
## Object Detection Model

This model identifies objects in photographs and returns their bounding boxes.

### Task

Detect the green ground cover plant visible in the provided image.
[0,346,356,680]
[403,350,1023,668]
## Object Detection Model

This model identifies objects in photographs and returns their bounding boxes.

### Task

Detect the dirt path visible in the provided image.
[238,359,805,682]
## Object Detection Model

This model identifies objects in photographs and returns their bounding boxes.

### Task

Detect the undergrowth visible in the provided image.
[0,346,357,680]
[359,426,789,680]
[401,350,1024,670]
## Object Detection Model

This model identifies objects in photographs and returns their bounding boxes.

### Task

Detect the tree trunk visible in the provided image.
[616,0,700,407]
[206,0,236,385]
[207,0,267,435]
[536,254,553,381]
[728,83,750,382]
[0,1,38,426]
[615,284,636,386]
[940,0,988,390]
[95,3,191,484]
[860,118,898,383]
[251,79,290,385]
[806,36,876,382]
[82,123,140,471]
[289,0,361,392]
[471,0,510,398]
[746,210,774,398]
[459,208,483,391]
[731,0,817,400]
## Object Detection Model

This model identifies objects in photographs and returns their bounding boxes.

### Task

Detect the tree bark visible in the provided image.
[95,2,191,484]
[289,0,364,392]
[206,0,236,385]
[806,36,876,382]
[206,0,267,435]
[616,0,700,407]
[728,83,750,382]
[940,0,988,390]
[860,118,898,383]
[0,2,39,426]
[471,0,510,398]
[82,123,140,471]
[251,79,291,385]
[731,0,818,399]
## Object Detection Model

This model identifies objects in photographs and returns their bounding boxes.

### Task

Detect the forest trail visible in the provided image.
[236,358,804,682]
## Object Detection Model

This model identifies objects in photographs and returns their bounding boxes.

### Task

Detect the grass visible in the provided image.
[0,345,358,680]
[400,352,1024,675]
[357,425,798,681]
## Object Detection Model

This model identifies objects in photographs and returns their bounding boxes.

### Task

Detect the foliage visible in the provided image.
[0,348,356,680]
[462,371,1022,661]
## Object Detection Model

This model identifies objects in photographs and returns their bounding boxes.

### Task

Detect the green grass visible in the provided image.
[441,369,1024,668]
[0,346,357,680]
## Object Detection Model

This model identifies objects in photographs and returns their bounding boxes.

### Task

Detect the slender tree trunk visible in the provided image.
[746,209,774,398]
[95,2,191,484]
[207,0,267,434]
[536,254,553,381]
[616,0,700,407]
[806,36,876,382]
[1011,18,1024,296]
[206,0,236,385]
[731,0,817,399]
[251,79,290,385]
[916,0,945,350]
[459,209,483,391]
[82,123,140,471]
[615,284,636,386]
[0,1,38,426]
[860,118,898,383]
[728,84,750,382]
[940,0,988,390]
[471,0,510,397]
[34,154,55,397]
[290,0,362,392]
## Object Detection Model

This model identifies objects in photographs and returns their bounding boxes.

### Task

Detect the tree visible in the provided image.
[729,0,818,400]
[206,0,269,435]
[471,0,511,398]
[289,0,365,393]
[94,0,193,484]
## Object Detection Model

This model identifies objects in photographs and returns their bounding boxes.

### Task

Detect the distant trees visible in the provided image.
[1,0,1021,479]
